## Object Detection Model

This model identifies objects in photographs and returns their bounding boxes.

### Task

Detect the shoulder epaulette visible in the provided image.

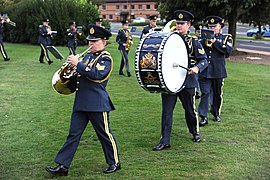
[39,25,43,28]
[101,51,111,56]
[191,35,198,39]
[224,34,233,37]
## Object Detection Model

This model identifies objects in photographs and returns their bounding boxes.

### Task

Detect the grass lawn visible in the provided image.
[0,36,269,179]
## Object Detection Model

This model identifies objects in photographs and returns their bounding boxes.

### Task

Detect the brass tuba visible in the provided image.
[52,46,92,95]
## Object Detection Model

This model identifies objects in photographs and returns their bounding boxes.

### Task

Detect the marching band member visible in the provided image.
[152,10,208,151]
[198,16,233,126]
[38,19,53,65]
[46,24,120,176]
[0,16,10,61]
[116,19,132,77]
[95,17,103,27]
[67,21,81,55]
[140,15,158,39]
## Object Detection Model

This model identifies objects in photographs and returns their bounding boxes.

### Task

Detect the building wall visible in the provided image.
[99,1,159,22]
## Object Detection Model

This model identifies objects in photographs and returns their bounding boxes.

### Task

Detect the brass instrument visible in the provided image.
[47,26,57,37]
[52,46,92,95]
[1,14,16,27]
[163,19,176,32]
[125,31,133,51]
[200,29,215,48]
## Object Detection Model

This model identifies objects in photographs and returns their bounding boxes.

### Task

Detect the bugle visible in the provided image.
[52,46,92,95]
[1,14,16,27]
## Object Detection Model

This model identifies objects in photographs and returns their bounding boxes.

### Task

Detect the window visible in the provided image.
[109,15,113,19]
[154,4,158,10]
[146,5,150,10]
[102,5,106,10]
[103,15,106,19]
[131,15,135,19]
[116,5,120,10]
[123,5,127,9]
[131,5,135,10]
[138,5,142,10]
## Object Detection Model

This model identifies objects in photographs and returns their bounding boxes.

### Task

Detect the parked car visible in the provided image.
[133,17,145,23]
[246,25,269,37]
[262,31,270,37]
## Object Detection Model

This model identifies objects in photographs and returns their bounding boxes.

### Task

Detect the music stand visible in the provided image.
[47,46,64,60]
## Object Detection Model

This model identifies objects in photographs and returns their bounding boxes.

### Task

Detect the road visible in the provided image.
[110,23,270,54]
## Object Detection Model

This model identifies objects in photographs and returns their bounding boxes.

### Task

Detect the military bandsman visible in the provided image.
[38,18,53,65]
[46,24,120,176]
[140,15,158,39]
[95,17,103,27]
[67,21,81,55]
[152,10,208,151]
[116,19,133,77]
[198,16,233,126]
[0,16,10,61]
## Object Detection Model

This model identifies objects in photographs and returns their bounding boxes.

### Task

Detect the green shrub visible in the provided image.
[3,0,99,45]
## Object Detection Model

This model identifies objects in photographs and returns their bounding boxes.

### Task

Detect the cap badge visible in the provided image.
[179,13,183,19]
[199,25,202,29]
[210,18,215,23]
[90,27,95,34]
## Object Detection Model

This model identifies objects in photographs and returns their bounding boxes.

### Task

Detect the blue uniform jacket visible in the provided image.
[182,34,208,88]
[38,25,52,45]
[140,25,156,39]
[0,23,3,43]
[73,50,115,112]
[116,29,129,50]
[67,28,78,48]
[199,33,233,79]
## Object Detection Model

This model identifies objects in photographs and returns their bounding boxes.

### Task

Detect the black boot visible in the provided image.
[119,71,124,75]
[127,72,131,77]
[103,163,121,174]
[192,133,201,142]
[48,60,53,65]
[45,164,68,176]
[214,116,221,122]
[199,117,208,127]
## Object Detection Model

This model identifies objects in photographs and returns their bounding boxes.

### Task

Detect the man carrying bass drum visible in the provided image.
[153,10,208,151]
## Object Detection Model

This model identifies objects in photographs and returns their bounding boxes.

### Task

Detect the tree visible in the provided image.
[157,0,259,47]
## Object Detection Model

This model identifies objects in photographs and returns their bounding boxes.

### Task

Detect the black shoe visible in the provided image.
[192,133,201,142]
[48,60,53,65]
[119,71,124,75]
[195,92,200,99]
[45,164,68,176]
[199,117,208,127]
[152,143,171,151]
[127,72,131,77]
[103,163,121,174]
[40,61,45,64]
[214,116,221,122]
[4,58,10,61]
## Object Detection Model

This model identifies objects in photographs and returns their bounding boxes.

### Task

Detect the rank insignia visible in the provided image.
[96,63,105,70]
[198,48,205,54]
[85,67,90,71]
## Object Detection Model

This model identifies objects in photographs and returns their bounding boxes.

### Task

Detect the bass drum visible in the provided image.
[135,32,189,93]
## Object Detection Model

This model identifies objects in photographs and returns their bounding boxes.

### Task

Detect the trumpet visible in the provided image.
[1,14,16,27]
[52,46,92,95]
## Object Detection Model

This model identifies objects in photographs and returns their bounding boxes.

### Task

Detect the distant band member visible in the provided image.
[46,24,120,176]
[95,18,103,27]
[116,19,133,77]
[67,21,81,55]
[198,16,233,126]
[38,19,53,65]
[0,17,10,61]
[140,15,158,39]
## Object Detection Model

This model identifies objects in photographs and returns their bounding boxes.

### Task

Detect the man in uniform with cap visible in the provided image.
[116,19,133,77]
[152,10,208,151]
[46,24,120,176]
[0,16,10,61]
[38,18,53,65]
[140,15,158,39]
[198,16,233,126]
[95,17,103,27]
[67,21,81,55]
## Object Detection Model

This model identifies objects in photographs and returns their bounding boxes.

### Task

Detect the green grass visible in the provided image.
[0,36,269,179]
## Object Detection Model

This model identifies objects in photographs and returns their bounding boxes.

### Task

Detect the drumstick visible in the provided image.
[173,63,190,71]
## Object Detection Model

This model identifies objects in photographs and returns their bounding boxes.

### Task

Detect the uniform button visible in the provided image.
[78,74,81,77]
[209,61,211,63]
[76,88,79,91]
[77,81,79,84]
[209,56,211,58]
[209,51,212,53]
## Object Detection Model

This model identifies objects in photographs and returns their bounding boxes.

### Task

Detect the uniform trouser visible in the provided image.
[0,42,9,60]
[54,111,119,168]
[195,74,200,95]
[39,44,51,63]
[159,88,199,145]
[119,49,130,73]
[68,46,76,55]
[198,78,224,118]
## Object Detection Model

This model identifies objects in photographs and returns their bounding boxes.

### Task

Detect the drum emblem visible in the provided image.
[144,72,160,84]
[140,52,157,69]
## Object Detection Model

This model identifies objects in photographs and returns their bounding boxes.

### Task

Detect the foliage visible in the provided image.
[0,39,269,179]
[3,0,99,45]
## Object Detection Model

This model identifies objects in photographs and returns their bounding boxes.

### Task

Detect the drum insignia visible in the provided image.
[140,52,157,69]
[144,72,160,84]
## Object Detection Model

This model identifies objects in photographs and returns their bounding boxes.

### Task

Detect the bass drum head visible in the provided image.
[161,33,188,93]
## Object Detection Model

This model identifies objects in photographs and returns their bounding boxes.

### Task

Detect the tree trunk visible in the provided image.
[228,11,238,48]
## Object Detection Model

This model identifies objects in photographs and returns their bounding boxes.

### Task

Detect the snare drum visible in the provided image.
[135,32,189,93]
